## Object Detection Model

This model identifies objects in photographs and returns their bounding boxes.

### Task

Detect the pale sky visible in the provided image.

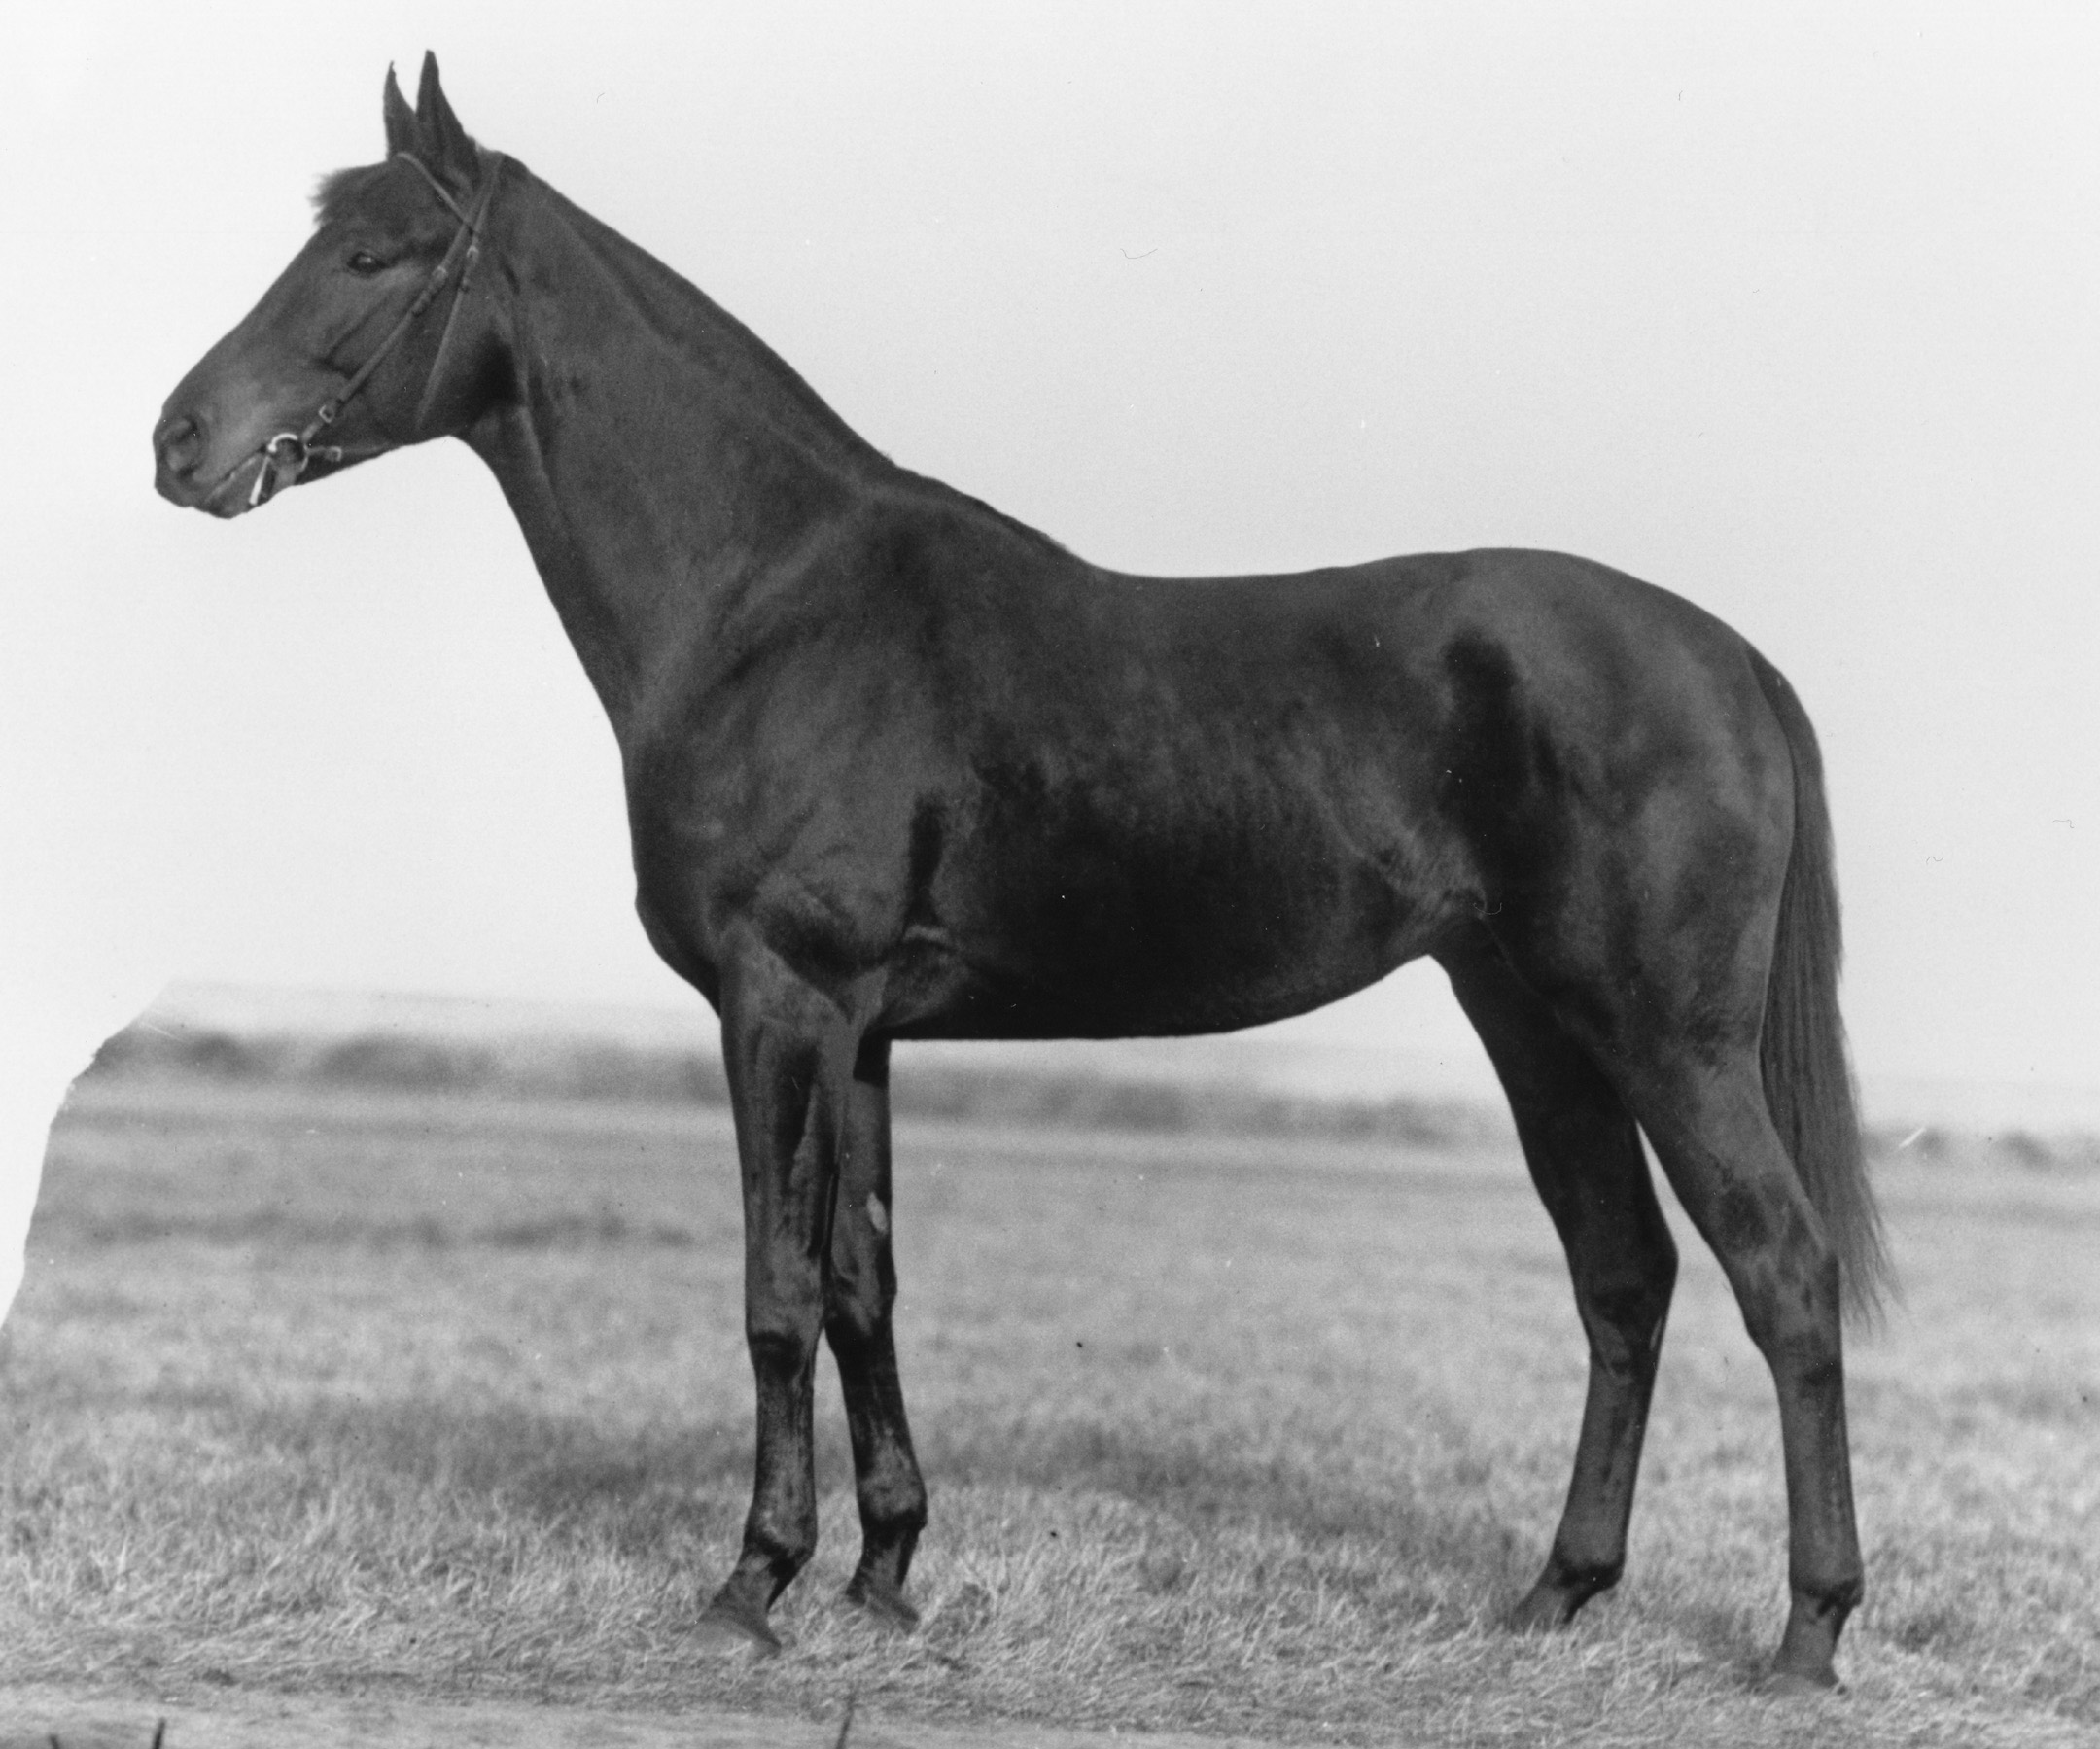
[4,2,2097,1201]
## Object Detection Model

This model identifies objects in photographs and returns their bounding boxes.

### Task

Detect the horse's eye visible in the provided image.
[346,250,386,276]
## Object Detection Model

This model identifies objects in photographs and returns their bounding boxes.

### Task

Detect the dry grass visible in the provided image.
[2,1078,2094,1745]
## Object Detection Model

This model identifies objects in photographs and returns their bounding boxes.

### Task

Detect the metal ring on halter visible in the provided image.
[249,433,309,509]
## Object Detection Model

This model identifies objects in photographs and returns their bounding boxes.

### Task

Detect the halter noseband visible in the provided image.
[248,150,507,508]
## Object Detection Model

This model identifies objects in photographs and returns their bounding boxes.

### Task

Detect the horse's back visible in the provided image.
[623,482,1799,1043]
[833,519,1798,1040]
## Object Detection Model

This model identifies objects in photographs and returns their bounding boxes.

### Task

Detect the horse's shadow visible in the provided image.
[237,1391,1508,1617]
[246,1387,1510,1562]
[210,1384,1784,1683]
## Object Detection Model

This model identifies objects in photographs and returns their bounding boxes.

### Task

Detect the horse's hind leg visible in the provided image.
[823,1035,928,1628]
[1628,1055,1862,1689]
[1440,928,1678,1629]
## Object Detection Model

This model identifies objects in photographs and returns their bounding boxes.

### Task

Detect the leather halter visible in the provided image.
[248,150,507,508]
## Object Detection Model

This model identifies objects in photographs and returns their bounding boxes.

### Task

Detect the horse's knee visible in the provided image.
[746,1321,822,1382]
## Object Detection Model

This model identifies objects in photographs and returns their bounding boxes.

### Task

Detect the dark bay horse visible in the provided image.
[154,56,1887,1690]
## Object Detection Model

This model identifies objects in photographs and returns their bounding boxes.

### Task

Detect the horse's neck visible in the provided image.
[468,175,883,735]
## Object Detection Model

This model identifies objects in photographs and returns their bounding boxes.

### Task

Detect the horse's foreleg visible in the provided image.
[823,1035,928,1629]
[697,948,844,1656]
[1442,934,1677,1628]
[1634,1059,1863,1690]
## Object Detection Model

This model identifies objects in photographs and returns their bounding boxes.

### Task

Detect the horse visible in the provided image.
[154,54,1888,1692]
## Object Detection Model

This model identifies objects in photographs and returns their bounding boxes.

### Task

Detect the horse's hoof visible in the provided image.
[843,1571,920,1633]
[1503,1585,1576,1634]
[1764,1667,1840,1700]
[693,1593,785,1660]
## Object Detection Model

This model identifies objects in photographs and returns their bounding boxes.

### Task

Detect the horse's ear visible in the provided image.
[383,63,417,157]
[412,52,477,183]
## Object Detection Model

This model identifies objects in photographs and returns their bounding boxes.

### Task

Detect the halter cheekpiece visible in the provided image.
[248,150,507,508]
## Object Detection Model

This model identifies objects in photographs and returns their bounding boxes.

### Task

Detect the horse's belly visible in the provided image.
[894,817,1454,1040]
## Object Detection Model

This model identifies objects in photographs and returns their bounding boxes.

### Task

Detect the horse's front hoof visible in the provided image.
[843,1570,920,1633]
[694,1590,786,1660]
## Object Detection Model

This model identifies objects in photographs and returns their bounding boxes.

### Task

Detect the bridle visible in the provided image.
[248,150,507,508]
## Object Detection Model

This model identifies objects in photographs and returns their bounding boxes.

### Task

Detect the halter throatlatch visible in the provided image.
[248,150,507,508]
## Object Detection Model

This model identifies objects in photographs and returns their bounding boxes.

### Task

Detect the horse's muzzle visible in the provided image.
[153,412,202,481]
[154,407,217,507]
[154,405,264,517]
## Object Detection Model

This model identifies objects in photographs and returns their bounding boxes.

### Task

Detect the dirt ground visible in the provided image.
[1,1687,1293,1749]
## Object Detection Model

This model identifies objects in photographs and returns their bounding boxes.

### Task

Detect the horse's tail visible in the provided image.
[1747,647,1891,1325]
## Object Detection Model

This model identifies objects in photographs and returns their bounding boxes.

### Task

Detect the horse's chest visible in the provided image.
[623,741,925,990]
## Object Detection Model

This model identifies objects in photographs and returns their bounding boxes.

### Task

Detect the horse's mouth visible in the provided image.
[194,449,285,518]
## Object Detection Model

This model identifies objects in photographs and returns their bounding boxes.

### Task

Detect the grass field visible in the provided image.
[3,1075,2095,1746]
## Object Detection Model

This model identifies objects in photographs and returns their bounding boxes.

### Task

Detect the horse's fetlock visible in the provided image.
[1791,1568,1864,1622]
[1547,1549,1624,1603]
[744,1522,817,1592]
[863,1477,928,1537]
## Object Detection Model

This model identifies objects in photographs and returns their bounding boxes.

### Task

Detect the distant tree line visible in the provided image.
[78,1020,2087,1166]
[79,1021,1507,1149]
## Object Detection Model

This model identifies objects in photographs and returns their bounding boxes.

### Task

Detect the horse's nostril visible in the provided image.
[156,412,203,475]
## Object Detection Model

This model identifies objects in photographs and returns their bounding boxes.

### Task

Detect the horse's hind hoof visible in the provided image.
[693,1592,786,1660]
[1764,1667,1841,1700]
[1503,1584,1580,1634]
[843,1571,920,1633]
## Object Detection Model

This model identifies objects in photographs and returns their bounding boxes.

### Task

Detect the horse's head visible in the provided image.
[154,54,507,517]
